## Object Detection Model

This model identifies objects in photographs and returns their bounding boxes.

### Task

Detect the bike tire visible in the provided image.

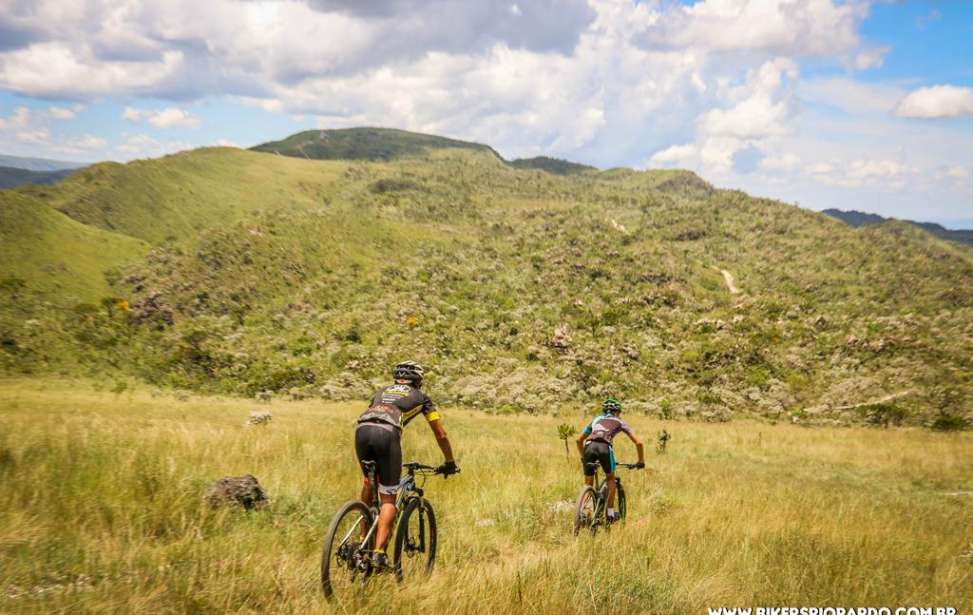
[393,497,437,581]
[573,485,597,536]
[321,500,373,600]
[617,480,627,521]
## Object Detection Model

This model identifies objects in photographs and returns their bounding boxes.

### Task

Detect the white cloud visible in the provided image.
[650,143,697,166]
[48,104,83,120]
[853,46,889,71]
[760,152,800,172]
[147,107,199,128]
[637,0,865,57]
[895,85,973,119]
[697,58,799,140]
[122,106,200,128]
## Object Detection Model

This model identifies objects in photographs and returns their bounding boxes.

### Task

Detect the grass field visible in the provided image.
[1,379,970,614]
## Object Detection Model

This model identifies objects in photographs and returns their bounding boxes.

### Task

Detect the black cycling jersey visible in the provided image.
[357,382,440,431]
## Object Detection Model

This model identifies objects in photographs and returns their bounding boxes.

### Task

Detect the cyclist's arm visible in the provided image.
[576,423,591,456]
[428,418,455,463]
[624,430,645,465]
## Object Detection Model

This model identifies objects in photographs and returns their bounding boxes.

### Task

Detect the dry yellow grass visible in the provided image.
[0,379,970,614]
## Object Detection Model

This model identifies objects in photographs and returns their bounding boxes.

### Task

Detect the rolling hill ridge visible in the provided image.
[0,130,970,427]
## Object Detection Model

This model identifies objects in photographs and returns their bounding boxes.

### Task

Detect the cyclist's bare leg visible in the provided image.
[374,493,397,550]
[606,474,617,509]
[357,478,376,540]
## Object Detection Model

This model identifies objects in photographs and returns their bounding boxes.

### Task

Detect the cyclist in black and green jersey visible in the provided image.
[575,398,645,522]
[355,361,458,569]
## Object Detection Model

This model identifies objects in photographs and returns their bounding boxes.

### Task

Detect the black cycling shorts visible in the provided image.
[582,440,615,476]
[355,423,402,495]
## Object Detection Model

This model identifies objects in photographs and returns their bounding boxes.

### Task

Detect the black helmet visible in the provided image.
[603,398,623,414]
[393,361,424,384]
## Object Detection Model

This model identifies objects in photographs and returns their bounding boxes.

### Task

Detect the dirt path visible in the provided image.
[720,269,740,294]
[834,390,915,411]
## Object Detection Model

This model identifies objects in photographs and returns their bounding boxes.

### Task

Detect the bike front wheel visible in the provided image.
[617,480,627,521]
[573,486,597,536]
[393,497,437,581]
[321,500,373,600]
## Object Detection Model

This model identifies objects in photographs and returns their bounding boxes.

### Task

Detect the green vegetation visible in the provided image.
[0,192,148,301]
[510,156,596,175]
[252,127,503,163]
[0,132,970,426]
[0,381,969,613]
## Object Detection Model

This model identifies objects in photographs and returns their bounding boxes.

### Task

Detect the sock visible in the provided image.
[607,507,615,516]
[374,547,385,554]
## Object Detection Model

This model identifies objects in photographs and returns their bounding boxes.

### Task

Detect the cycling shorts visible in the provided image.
[355,422,402,495]
[582,440,616,476]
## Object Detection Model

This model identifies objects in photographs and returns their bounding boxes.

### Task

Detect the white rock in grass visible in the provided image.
[247,410,272,426]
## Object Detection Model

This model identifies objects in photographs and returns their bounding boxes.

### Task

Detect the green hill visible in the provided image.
[0,134,970,427]
[252,127,503,163]
[14,147,349,245]
[510,156,596,175]
[0,191,148,301]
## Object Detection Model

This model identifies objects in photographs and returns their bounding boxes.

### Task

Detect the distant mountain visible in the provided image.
[251,127,503,162]
[823,209,973,246]
[253,127,602,176]
[0,154,87,172]
[0,166,77,190]
[510,156,596,175]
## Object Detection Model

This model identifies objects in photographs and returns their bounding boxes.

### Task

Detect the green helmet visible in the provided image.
[603,398,623,414]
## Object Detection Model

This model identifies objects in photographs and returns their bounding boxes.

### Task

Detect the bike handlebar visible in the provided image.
[402,461,460,477]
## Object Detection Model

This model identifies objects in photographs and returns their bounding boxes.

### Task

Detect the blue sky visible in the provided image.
[0,0,970,227]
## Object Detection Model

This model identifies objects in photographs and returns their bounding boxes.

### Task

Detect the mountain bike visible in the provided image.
[321,461,453,600]
[573,461,641,535]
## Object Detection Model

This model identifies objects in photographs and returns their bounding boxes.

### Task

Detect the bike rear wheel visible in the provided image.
[393,497,437,581]
[321,500,373,600]
[617,481,627,521]
[573,486,597,536]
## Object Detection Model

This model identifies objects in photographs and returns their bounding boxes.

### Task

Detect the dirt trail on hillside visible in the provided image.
[720,269,740,294]
[834,390,915,411]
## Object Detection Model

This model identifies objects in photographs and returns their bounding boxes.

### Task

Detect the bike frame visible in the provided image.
[344,462,431,558]
[584,461,637,525]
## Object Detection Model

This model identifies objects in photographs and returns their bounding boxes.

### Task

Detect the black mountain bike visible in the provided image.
[321,461,452,600]
[573,461,640,535]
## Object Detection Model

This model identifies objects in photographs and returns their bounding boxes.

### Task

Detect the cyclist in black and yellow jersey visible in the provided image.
[355,361,458,569]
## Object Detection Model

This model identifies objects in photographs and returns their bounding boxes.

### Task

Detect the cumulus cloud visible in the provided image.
[895,85,973,119]
[123,106,200,128]
[48,104,83,120]
[634,0,865,57]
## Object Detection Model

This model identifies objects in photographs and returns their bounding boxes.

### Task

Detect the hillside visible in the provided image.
[510,156,596,175]
[824,208,973,246]
[0,165,77,190]
[252,127,503,162]
[13,147,348,245]
[0,138,970,427]
[0,191,148,301]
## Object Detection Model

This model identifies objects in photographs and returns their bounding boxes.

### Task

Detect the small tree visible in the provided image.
[557,423,577,458]
[656,429,671,454]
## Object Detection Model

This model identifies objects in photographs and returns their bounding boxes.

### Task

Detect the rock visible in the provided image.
[205,475,268,510]
[246,410,272,426]
[550,324,572,349]
[548,499,574,514]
